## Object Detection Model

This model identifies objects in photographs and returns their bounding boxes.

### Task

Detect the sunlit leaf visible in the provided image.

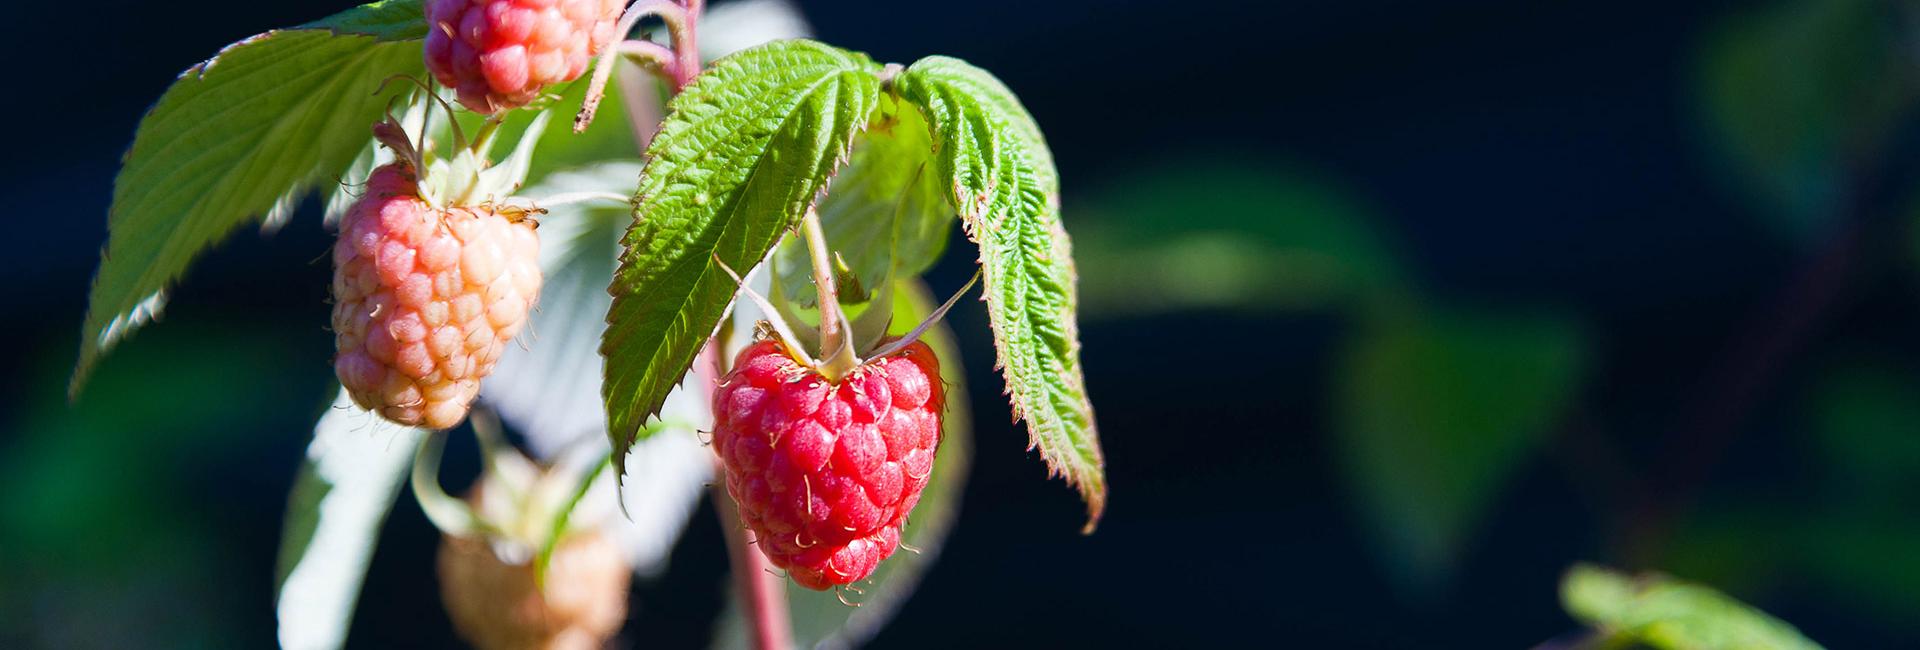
[73,0,427,394]
[601,40,879,475]
[895,56,1104,528]
[1563,564,1825,650]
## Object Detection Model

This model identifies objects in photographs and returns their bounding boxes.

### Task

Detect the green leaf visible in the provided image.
[1563,564,1825,650]
[72,1,428,394]
[276,390,425,650]
[772,95,951,307]
[601,40,881,473]
[894,56,1105,529]
[1336,309,1585,586]
[713,280,973,650]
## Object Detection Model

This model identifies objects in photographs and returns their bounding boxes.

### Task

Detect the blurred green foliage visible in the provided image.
[1074,155,1591,591]
[1072,159,1405,317]
[1698,0,1916,236]
[1338,310,1587,587]
[3,325,311,647]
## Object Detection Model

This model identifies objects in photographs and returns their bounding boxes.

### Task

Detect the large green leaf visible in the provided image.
[1563,564,1825,650]
[1337,309,1585,586]
[713,280,973,650]
[895,56,1105,529]
[601,40,880,473]
[275,390,425,650]
[72,0,428,394]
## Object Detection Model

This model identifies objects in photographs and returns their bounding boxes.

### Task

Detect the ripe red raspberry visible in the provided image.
[712,339,945,590]
[424,0,627,114]
[331,163,541,429]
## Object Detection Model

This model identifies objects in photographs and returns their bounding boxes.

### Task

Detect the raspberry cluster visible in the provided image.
[331,163,542,429]
[424,0,628,114]
[713,340,945,590]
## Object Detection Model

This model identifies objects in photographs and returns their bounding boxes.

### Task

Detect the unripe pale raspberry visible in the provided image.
[712,339,945,590]
[331,163,541,429]
[424,0,628,114]
[438,528,630,650]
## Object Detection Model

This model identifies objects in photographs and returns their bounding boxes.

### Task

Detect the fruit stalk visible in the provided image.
[800,206,858,381]
[576,0,701,132]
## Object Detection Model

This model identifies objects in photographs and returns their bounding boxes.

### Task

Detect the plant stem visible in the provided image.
[576,0,693,133]
[672,0,703,88]
[714,473,793,650]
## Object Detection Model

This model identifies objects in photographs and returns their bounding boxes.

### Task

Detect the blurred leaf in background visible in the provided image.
[1337,309,1587,589]
[1696,0,1917,238]
[1561,564,1825,650]
[2,326,309,647]
[1072,158,1405,318]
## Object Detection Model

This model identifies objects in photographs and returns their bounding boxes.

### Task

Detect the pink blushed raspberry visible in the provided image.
[425,0,628,114]
[712,339,945,590]
[331,163,541,429]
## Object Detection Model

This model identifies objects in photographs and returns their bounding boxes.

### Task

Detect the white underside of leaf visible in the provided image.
[276,389,424,650]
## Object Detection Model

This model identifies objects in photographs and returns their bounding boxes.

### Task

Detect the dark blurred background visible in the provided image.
[6,0,1920,647]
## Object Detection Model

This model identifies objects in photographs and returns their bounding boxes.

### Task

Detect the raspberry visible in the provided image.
[331,163,541,429]
[438,529,630,650]
[712,339,945,590]
[424,0,628,114]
